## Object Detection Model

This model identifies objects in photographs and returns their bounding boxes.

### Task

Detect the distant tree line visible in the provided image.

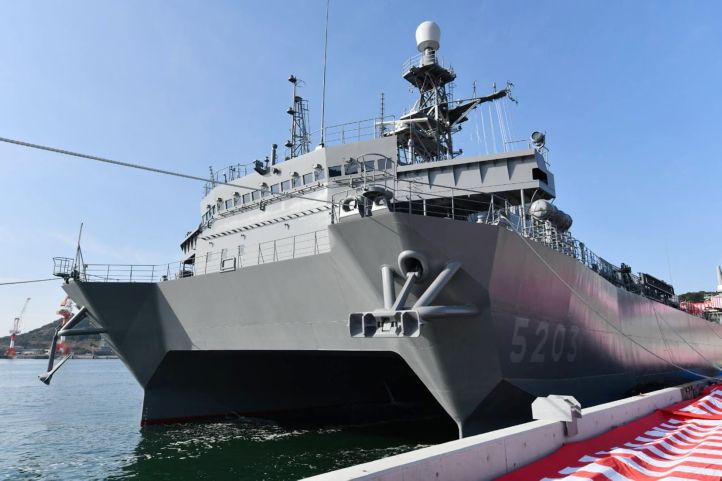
[678,291,708,302]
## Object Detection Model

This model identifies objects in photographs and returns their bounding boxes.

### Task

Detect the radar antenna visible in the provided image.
[393,21,514,164]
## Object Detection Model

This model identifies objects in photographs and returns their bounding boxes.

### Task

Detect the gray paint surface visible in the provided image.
[63,211,722,436]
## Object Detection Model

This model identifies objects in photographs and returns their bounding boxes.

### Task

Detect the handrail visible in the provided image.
[203,115,396,197]
[79,229,330,283]
[401,52,453,76]
[74,178,670,308]
[332,181,667,301]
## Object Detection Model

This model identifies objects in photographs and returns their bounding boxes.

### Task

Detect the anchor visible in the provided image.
[39,306,107,385]
[349,251,478,338]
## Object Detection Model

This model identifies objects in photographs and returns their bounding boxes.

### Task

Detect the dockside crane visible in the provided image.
[56,296,75,355]
[5,297,30,358]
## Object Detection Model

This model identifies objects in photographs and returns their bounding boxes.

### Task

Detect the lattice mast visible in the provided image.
[397,21,512,164]
[285,75,311,159]
[5,297,30,358]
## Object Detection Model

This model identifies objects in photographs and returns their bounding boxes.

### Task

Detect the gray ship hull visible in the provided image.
[63,211,722,436]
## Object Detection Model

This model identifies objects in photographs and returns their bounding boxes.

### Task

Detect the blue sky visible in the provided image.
[1,1,721,331]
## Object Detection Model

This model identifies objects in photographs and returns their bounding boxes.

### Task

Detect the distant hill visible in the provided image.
[0,320,102,354]
[678,291,709,302]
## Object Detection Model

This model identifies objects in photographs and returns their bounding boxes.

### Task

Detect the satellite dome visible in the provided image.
[415,21,441,52]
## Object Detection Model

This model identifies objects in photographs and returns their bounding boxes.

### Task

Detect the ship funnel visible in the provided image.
[717,265,722,292]
[415,21,441,52]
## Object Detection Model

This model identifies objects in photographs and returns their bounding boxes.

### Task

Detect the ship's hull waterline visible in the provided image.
[63,212,722,436]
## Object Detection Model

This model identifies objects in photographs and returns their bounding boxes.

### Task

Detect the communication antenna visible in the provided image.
[318,0,330,148]
[285,75,310,159]
[378,92,386,137]
[208,166,215,187]
[73,222,85,280]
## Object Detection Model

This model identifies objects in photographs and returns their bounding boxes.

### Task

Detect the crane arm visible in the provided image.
[18,297,31,320]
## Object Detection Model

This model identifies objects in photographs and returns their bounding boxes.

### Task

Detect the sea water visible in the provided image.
[0,359,454,480]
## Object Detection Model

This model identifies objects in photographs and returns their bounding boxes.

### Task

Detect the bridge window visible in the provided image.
[315,169,325,181]
[344,163,358,175]
[281,180,291,192]
[303,173,314,184]
[328,166,342,178]
[252,191,260,201]
[292,176,302,188]
[243,193,251,204]
[225,199,233,209]
[271,183,280,194]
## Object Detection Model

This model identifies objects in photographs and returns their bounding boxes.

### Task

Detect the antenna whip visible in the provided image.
[319,0,330,147]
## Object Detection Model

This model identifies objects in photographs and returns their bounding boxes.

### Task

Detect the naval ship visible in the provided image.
[45,21,722,437]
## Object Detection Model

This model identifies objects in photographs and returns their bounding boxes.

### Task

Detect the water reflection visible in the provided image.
[0,360,454,481]
[111,417,455,481]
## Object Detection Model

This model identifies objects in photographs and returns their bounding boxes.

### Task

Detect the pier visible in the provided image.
[304,382,710,480]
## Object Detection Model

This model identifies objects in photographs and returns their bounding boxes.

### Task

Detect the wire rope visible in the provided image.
[0,136,333,206]
[515,231,721,382]
[0,278,59,286]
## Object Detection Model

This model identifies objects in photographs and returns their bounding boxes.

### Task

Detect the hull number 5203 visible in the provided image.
[509,317,579,364]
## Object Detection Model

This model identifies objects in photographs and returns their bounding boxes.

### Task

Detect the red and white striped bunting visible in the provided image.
[501,388,722,481]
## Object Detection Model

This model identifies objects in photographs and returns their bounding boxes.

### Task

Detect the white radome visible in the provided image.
[415,21,441,52]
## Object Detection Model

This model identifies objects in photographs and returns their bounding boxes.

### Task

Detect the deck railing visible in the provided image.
[76,229,330,283]
[203,115,395,196]
[66,179,664,301]
[401,52,453,76]
[331,181,645,294]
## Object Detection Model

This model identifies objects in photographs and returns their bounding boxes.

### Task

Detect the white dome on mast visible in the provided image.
[415,21,441,52]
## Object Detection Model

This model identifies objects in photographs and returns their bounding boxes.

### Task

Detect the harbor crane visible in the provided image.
[5,297,30,358]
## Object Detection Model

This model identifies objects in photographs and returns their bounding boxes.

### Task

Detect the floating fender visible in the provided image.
[529,199,573,232]
[556,212,573,232]
[530,199,558,222]
[341,197,358,212]
[362,185,394,205]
